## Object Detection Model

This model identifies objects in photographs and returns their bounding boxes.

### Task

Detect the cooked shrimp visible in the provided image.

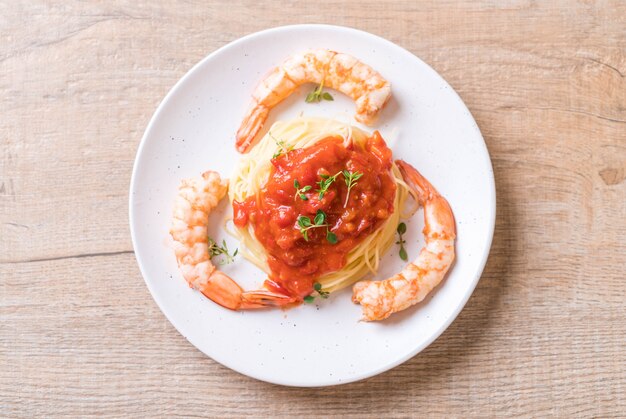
[236,49,391,153]
[352,160,456,321]
[170,171,297,309]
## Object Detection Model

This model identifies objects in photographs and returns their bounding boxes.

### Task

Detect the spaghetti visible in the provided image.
[229,117,414,295]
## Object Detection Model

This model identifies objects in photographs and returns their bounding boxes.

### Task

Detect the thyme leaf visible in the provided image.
[305,80,334,103]
[316,171,342,200]
[396,222,408,262]
[342,170,363,207]
[270,131,293,158]
[207,237,238,265]
[296,210,337,244]
[305,282,330,302]
[293,179,312,201]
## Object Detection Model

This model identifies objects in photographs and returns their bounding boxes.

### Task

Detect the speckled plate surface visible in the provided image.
[129,24,495,387]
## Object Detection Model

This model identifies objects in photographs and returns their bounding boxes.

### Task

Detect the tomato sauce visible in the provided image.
[233,132,396,299]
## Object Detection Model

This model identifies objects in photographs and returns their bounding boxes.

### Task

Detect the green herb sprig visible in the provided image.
[396,222,408,261]
[316,171,342,200]
[293,179,312,201]
[304,282,330,303]
[305,80,334,103]
[297,209,337,244]
[342,170,363,207]
[208,237,239,265]
[270,132,293,159]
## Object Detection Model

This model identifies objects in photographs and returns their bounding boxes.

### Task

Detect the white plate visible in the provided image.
[129,24,495,387]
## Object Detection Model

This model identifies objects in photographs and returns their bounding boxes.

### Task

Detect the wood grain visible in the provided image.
[1,1,625,417]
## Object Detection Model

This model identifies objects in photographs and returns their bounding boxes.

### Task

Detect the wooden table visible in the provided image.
[2,1,625,417]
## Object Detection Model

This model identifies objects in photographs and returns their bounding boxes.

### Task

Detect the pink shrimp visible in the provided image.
[352,160,456,321]
[236,49,391,153]
[170,171,297,309]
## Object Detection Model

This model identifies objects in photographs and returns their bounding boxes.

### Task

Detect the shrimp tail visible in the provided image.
[396,160,456,237]
[236,102,270,153]
[396,159,438,200]
[241,290,298,308]
[196,271,296,310]
[196,271,246,310]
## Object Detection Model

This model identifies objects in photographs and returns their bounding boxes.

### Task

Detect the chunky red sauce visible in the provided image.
[233,132,396,299]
